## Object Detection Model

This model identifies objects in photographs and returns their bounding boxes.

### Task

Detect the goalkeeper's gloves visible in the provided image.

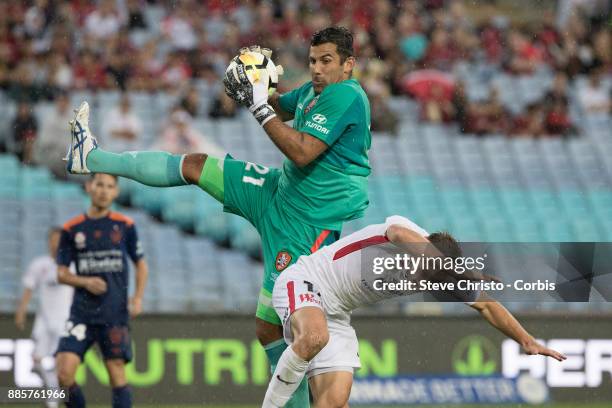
[223,45,282,126]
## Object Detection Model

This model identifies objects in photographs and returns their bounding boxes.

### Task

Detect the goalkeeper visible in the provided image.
[65,26,371,407]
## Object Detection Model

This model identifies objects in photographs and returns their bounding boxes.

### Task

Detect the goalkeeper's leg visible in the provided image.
[66,101,223,200]
[86,150,223,201]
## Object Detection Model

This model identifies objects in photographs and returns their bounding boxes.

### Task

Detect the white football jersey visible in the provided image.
[22,255,73,331]
[296,215,477,315]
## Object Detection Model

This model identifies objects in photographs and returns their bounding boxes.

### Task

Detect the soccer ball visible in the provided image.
[226,47,283,96]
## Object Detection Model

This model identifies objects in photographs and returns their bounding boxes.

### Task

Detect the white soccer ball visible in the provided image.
[226,48,283,96]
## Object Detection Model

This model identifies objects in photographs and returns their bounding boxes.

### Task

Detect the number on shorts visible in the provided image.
[65,321,87,341]
[242,162,269,187]
[303,280,314,293]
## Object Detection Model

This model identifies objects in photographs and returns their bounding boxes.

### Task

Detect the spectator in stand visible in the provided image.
[179,86,201,117]
[73,50,107,90]
[512,102,546,137]
[0,0,609,142]
[47,53,73,91]
[23,0,51,53]
[84,0,123,43]
[0,20,19,68]
[126,0,148,31]
[208,89,238,119]
[154,108,223,156]
[161,51,192,92]
[33,91,72,177]
[128,39,162,91]
[161,2,199,51]
[452,26,479,62]
[423,28,455,71]
[370,91,400,135]
[7,61,43,103]
[421,81,454,123]
[545,98,575,136]
[592,29,610,72]
[0,61,8,92]
[398,12,427,64]
[452,81,469,133]
[480,16,506,64]
[504,29,545,75]
[11,101,38,164]
[578,65,611,114]
[467,88,511,135]
[362,59,399,133]
[545,71,570,105]
[102,94,143,152]
[104,30,135,90]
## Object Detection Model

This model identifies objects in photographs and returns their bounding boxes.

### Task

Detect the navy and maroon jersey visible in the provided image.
[57,211,144,325]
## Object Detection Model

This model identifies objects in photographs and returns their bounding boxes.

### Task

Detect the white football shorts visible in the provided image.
[32,317,64,359]
[272,264,361,378]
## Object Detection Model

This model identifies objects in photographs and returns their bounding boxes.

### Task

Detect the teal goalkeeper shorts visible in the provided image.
[201,155,339,325]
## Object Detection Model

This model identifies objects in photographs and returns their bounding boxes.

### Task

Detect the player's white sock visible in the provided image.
[34,360,60,408]
[262,346,309,408]
[34,360,59,388]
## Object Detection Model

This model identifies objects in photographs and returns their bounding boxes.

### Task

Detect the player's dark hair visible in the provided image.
[427,231,462,259]
[90,173,118,183]
[311,26,354,61]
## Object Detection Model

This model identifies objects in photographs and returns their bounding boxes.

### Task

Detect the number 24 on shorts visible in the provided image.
[64,321,87,341]
[242,162,269,187]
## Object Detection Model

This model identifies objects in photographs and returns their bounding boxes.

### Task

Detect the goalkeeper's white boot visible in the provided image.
[65,101,98,174]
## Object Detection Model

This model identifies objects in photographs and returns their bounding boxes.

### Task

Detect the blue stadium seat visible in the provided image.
[228,216,261,259]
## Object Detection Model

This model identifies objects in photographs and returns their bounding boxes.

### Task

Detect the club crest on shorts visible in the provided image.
[275,251,292,271]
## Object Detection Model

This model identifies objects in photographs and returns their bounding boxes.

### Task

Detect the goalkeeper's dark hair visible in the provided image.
[427,231,462,259]
[311,26,354,62]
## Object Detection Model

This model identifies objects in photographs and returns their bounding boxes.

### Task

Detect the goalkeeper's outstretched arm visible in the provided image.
[470,293,567,362]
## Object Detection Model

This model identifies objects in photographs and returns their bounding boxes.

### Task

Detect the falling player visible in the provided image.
[15,227,74,408]
[64,27,370,407]
[263,215,567,407]
[55,174,148,408]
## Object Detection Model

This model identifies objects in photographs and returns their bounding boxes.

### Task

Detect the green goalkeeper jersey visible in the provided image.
[278,79,371,230]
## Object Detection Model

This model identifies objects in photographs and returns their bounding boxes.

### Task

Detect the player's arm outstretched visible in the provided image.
[469,293,567,362]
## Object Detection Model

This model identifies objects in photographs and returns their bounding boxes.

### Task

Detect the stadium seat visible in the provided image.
[449,216,483,241]
[228,216,261,259]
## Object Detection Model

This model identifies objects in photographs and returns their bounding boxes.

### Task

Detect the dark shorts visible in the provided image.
[56,320,132,362]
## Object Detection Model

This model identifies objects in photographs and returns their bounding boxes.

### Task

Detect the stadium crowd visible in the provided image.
[0,0,611,166]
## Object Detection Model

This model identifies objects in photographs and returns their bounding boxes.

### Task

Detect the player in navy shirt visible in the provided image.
[55,174,148,408]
